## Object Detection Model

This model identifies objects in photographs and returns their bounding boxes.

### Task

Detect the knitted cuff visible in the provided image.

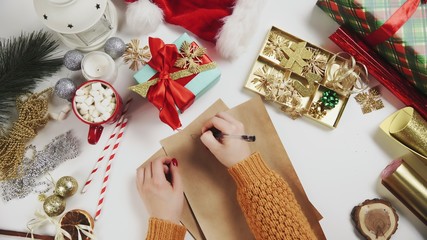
[228,152,271,189]
[146,217,186,240]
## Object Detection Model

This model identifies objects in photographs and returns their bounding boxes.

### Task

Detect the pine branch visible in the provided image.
[0,30,63,129]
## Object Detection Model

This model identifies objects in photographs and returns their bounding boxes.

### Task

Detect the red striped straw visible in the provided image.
[81,116,124,193]
[94,117,128,220]
[121,98,133,115]
[81,98,132,193]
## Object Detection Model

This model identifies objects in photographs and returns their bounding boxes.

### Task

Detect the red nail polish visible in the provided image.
[172,158,178,167]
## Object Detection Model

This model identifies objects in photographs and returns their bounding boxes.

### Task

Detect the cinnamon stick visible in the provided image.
[0,229,54,240]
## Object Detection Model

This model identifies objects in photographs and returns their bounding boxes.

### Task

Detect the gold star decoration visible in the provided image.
[302,48,329,77]
[123,39,151,71]
[354,86,384,114]
[174,41,206,73]
[263,32,291,60]
[280,41,313,75]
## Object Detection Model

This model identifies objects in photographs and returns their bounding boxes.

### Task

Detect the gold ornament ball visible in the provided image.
[55,176,78,198]
[43,195,66,217]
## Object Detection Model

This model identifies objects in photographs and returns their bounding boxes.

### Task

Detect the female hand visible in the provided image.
[136,157,184,224]
[200,112,252,168]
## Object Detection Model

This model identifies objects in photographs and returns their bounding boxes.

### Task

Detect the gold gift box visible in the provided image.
[245,26,350,128]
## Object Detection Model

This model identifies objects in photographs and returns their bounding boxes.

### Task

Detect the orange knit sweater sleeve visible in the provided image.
[228,152,317,240]
[145,217,186,240]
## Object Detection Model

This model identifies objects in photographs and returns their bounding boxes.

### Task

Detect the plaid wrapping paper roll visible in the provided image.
[316,0,427,94]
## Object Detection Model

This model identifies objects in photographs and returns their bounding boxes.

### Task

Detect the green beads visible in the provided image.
[320,90,339,109]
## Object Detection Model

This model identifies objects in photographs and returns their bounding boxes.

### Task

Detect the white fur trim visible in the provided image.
[125,0,164,35]
[215,0,265,59]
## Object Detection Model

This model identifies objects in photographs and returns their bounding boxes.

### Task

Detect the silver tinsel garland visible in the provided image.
[0,130,80,201]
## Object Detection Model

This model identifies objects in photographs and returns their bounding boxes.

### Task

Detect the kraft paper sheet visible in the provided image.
[148,97,325,239]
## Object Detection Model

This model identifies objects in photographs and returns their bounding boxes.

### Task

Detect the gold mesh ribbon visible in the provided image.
[130,62,216,98]
[0,88,52,180]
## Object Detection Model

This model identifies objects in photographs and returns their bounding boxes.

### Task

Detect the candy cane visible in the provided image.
[94,117,128,220]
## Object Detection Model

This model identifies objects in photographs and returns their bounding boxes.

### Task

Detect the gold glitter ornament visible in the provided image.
[354,86,384,114]
[293,72,321,97]
[43,194,66,217]
[55,176,78,198]
[280,41,313,75]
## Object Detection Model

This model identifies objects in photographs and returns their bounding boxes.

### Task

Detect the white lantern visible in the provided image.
[33,0,118,51]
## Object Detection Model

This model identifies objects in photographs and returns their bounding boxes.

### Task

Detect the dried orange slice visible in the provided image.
[60,209,94,240]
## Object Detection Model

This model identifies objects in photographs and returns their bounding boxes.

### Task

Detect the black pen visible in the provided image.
[209,127,256,142]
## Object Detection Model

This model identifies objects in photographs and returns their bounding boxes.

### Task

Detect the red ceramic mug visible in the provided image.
[72,80,123,145]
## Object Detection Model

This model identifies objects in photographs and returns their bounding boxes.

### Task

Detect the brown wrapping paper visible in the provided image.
[159,97,325,239]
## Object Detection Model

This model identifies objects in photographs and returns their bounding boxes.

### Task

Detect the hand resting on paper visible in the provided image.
[136,157,184,225]
[138,113,317,240]
[200,112,252,168]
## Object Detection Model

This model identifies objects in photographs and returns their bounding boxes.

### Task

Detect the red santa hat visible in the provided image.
[124,0,264,59]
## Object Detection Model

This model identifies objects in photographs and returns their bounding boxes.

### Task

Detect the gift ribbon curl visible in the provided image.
[324,52,369,95]
[130,37,216,130]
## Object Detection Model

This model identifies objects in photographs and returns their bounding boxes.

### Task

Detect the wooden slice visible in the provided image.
[60,209,94,240]
[351,199,398,240]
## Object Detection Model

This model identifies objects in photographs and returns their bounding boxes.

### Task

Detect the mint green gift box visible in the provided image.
[133,33,221,105]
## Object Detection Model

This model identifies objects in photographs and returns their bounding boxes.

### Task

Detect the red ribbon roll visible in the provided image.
[364,0,424,46]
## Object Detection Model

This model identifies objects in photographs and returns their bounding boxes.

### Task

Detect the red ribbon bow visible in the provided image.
[146,37,196,130]
[364,0,425,46]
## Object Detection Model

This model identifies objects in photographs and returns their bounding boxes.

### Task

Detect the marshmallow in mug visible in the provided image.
[74,82,117,123]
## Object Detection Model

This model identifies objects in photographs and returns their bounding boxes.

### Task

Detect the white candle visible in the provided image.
[81,51,117,83]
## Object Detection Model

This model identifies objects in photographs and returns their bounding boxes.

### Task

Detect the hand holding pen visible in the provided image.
[200,112,254,168]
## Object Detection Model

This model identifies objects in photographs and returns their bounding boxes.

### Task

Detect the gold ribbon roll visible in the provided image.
[380,107,427,163]
[381,158,427,225]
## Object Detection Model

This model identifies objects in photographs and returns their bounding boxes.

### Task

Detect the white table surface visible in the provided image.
[0,0,426,239]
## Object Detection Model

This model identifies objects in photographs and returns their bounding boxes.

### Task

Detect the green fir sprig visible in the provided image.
[0,30,63,130]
